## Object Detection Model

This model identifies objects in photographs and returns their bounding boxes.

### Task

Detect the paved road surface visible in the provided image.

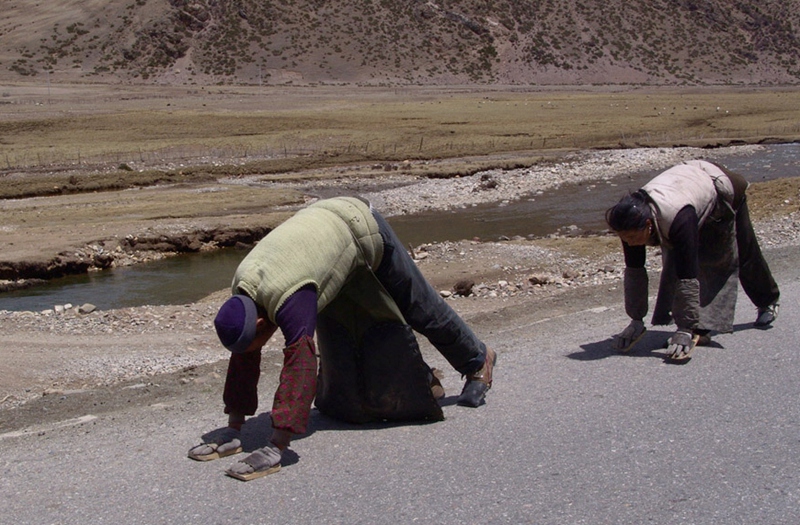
[2,247,798,525]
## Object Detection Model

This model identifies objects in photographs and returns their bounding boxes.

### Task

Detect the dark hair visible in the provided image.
[605,190,652,232]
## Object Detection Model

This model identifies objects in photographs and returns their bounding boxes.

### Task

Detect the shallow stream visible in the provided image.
[1,144,797,312]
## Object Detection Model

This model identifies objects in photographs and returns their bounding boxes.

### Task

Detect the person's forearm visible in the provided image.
[673,278,700,330]
[270,335,318,435]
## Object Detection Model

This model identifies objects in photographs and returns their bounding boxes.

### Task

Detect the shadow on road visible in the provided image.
[568,322,772,363]
[734,321,774,334]
[567,329,674,361]
[236,407,443,466]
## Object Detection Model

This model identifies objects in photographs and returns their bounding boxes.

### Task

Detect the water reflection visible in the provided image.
[1,144,797,311]
[0,249,244,311]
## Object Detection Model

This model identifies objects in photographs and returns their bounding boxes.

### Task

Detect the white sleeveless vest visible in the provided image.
[642,160,734,246]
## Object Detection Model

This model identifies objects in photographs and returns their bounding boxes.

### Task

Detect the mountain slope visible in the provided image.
[1,0,799,85]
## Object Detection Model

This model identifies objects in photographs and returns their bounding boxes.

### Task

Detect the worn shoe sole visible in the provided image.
[225,464,281,481]
[662,334,711,348]
[617,328,647,353]
[188,443,243,462]
[665,334,700,363]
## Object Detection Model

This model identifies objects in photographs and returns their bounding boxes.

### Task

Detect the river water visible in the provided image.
[1,144,797,312]
[389,143,800,245]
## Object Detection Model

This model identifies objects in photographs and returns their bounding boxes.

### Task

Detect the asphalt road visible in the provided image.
[2,248,798,525]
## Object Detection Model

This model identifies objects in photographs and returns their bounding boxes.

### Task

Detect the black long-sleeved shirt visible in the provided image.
[623,205,699,279]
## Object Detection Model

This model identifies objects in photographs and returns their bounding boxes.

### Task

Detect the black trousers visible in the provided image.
[723,167,780,308]
[735,198,780,308]
[372,210,486,375]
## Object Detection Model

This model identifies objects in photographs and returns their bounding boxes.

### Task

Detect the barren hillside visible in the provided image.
[1,0,799,86]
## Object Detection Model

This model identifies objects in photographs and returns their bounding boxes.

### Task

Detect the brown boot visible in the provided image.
[457,348,496,407]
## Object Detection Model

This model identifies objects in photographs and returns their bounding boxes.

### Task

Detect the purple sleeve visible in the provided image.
[275,284,318,346]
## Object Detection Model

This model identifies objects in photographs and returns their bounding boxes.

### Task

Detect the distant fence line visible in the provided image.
[3,122,800,172]
[2,137,529,171]
[3,143,303,171]
[3,139,543,171]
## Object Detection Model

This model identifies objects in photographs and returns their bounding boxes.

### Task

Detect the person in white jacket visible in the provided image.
[605,160,780,362]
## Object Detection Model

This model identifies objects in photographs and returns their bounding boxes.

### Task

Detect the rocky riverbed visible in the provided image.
[1,144,799,426]
[360,146,764,215]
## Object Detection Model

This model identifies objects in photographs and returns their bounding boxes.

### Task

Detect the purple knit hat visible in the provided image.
[214,294,258,354]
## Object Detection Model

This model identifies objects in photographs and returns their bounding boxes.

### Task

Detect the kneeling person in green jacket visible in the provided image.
[188,197,496,480]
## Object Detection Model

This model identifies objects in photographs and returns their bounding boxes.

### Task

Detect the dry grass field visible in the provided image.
[2,84,800,196]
